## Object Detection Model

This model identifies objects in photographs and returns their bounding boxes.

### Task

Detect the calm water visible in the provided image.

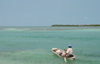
[0,26,100,64]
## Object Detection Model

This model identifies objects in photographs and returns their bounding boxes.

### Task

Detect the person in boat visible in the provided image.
[63,45,73,58]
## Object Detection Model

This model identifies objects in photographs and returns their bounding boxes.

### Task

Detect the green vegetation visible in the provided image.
[52,24,100,27]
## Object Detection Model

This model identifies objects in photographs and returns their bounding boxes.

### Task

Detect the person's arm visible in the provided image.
[63,49,67,51]
[64,53,68,57]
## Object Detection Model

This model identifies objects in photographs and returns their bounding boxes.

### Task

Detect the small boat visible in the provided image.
[52,48,75,60]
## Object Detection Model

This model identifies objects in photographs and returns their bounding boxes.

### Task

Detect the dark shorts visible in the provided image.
[66,54,73,58]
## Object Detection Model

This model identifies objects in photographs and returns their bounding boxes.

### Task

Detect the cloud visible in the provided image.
[84,17,88,19]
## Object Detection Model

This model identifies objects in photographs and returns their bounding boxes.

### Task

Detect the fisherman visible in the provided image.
[63,45,73,58]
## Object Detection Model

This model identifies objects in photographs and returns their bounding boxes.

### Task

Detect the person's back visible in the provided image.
[66,48,72,54]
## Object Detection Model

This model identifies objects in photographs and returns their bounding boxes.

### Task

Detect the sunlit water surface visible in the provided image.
[0,26,100,64]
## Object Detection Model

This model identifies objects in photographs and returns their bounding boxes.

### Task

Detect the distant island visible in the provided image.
[51,24,100,27]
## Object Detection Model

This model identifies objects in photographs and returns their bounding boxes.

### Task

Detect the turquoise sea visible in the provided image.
[0,26,100,64]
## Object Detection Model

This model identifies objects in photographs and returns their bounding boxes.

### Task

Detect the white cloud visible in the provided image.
[84,17,88,19]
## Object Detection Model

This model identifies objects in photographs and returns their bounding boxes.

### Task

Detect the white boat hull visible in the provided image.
[52,48,75,60]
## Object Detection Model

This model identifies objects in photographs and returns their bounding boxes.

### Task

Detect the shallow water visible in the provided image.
[0,26,100,64]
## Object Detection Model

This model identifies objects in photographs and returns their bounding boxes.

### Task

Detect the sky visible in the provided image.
[0,0,100,26]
